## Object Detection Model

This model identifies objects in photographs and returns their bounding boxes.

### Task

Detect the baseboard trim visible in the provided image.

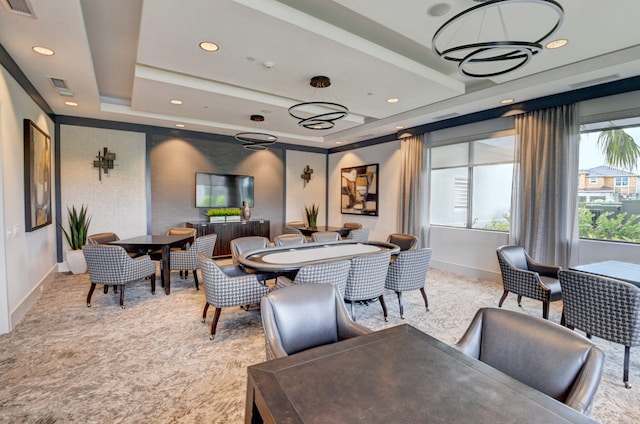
[10,264,57,330]
[431,260,500,283]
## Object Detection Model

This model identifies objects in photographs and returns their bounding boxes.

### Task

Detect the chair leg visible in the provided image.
[517,295,523,307]
[210,307,222,340]
[350,302,356,321]
[560,309,566,326]
[419,287,429,311]
[542,301,550,320]
[119,285,125,309]
[396,291,404,319]
[202,303,210,322]
[379,295,388,322]
[624,346,631,389]
[160,269,165,287]
[87,283,96,307]
[103,285,108,294]
[150,273,156,294]
[498,290,508,307]
[193,269,199,290]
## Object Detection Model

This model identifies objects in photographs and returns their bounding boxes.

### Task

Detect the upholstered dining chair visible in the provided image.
[273,233,306,246]
[559,269,640,389]
[343,222,362,230]
[169,233,217,290]
[260,284,371,360]
[229,236,277,283]
[311,231,341,243]
[384,248,432,319]
[386,233,418,251]
[82,244,157,308]
[454,307,605,415]
[344,251,392,321]
[496,245,562,320]
[198,253,269,340]
[274,260,351,295]
[346,228,370,241]
[149,227,198,266]
[87,232,119,245]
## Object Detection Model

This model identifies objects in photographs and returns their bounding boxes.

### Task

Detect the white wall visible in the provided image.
[285,150,326,228]
[0,65,57,333]
[328,141,401,242]
[59,125,147,270]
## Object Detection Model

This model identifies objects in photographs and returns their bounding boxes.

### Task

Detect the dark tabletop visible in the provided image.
[571,260,640,288]
[298,226,350,237]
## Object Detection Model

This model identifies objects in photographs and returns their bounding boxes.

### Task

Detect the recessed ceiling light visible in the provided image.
[387,98,399,103]
[170,99,183,105]
[396,125,405,129]
[546,39,568,49]
[64,101,78,107]
[199,41,219,52]
[32,46,54,56]
[500,98,515,104]
[336,141,342,144]
[175,123,185,128]
[427,3,451,17]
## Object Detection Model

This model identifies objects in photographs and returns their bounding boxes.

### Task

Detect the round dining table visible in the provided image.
[238,240,400,273]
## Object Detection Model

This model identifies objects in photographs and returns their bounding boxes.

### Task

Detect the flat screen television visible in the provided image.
[195,173,254,208]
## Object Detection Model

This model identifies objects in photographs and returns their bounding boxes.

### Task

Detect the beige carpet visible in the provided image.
[0,266,638,423]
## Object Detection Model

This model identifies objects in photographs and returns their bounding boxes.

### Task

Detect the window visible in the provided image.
[431,135,515,231]
[589,177,598,184]
[578,119,640,242]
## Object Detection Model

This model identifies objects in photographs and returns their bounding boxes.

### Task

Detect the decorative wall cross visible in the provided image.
[93,147,116,181]
[301,165,313,187]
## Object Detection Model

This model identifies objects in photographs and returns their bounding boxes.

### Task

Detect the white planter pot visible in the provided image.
[66,249,87,275]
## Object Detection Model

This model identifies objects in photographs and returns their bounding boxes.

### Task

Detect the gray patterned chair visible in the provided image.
[198,253,269,340]
[454,307,605,415]
[344,251,392,321]
[559,269,640,389]
[82,244,157,309]
[274,233,306,246]
[274,260,351,295]
[386,233,418,251]
[496,245,562,320]
[261,284,371,360]
[384,248,432,319]
[311,231,341,243]
[346,228,370,241]
[169,233,217,290]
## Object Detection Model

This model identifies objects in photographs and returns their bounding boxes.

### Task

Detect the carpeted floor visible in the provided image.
[0,265,638,423]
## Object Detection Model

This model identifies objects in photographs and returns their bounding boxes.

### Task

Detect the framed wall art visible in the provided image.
[24,119,52,232]
[340,163,379,216]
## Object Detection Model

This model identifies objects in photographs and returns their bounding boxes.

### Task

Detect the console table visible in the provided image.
[187,220,270,257]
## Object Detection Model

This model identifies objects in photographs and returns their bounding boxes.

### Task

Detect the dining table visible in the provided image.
[110,234,194,294]
[571,260,640,288]
[237,240,399,273]
[245,324,595,424]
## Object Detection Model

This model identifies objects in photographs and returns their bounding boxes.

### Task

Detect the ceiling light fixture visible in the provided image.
[32,46,54,56]
[545,39,568,49]
[500,98,515,104]
[288,76,349,130]
[432,0,564,78]
[170,99,183,105]
[387,98,399,104]
[199,41,220,52]
[234,114,278,151]
[64,101,78,106]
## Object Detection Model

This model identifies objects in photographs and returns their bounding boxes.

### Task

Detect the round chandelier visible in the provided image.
[288,76,349,130]
[234,115,278,150]
[432,0,564,78]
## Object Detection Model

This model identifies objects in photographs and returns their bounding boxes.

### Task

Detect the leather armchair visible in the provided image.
[343,222,362,230]
[260,284,371,360]
[273,233,306,246]
[311,231,341,242]
[229,236,277,283]
[386,233,418,251]
[496,245,562,320]
[454,307,605,415]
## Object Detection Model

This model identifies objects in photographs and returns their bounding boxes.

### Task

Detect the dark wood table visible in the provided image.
[238,240,399,273]
[110,235,194,295]
[246,324,596,424]
[298,226,350,237]
[571,260,640,288]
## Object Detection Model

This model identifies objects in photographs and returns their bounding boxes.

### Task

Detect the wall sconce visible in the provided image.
[301,165,314,187]
[93,147,116,181]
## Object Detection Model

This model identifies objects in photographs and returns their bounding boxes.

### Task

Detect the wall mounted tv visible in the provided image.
[195,173,254,208]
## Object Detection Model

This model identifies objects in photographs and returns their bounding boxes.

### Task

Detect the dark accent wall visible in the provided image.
[149,134,285,238]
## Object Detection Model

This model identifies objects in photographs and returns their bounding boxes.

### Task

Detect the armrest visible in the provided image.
[564,345,605,415]
[453,309,484,359]
[526,254,561,278]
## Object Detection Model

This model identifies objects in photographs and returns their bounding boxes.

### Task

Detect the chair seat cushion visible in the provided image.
[540,276,562,301]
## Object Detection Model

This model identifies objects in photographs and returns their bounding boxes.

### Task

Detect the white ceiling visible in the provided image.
[1,0,639,148]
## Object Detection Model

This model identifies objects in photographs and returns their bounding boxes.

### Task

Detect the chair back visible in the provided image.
[261,284,342,356]
[344,251,391,301]
[497,245,529,270]
[198,253,267,307]
[274,233,306,246]
[455,308,604,414]
[311,231,341,243]
[386,233,418,251]
[385,248,432,292]
[286,221,305,229]
[346,228,370,241]
[166,227,197,237]
[343,222,362,230]
[294,260,351,296]
[195,233,218,257]
[229,236,270,263]
[82,244,130,284]
[87,232,120,245]
[282,226,303,235]
[559,270,640,347]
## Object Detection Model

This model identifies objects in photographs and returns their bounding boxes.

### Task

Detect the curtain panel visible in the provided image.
[511,104,579,267]
[399,134,426,247]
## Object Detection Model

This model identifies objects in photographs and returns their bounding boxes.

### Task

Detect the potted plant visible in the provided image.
[225,207,242,222]
[59,204,92,274]
[205,208,226,223]
[305,204,319,228]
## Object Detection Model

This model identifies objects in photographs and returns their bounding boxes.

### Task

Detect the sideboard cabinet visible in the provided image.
[186,220,270,257]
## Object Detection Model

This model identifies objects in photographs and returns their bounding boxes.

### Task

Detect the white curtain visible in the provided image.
[511,104,580,267]
[399,133,427,247]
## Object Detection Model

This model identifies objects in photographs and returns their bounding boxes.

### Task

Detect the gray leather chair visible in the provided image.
[229,236,277,283]
[260,284,371,360]
[311,231,341,243]
[559,269,640,389]
[496,245,562,320]
[386,233,418,251]
[455,307,605,415]
[273,233,306,246]
[384,248,432,319]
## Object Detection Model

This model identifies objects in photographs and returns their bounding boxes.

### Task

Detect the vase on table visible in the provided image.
[242,201,251,221]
